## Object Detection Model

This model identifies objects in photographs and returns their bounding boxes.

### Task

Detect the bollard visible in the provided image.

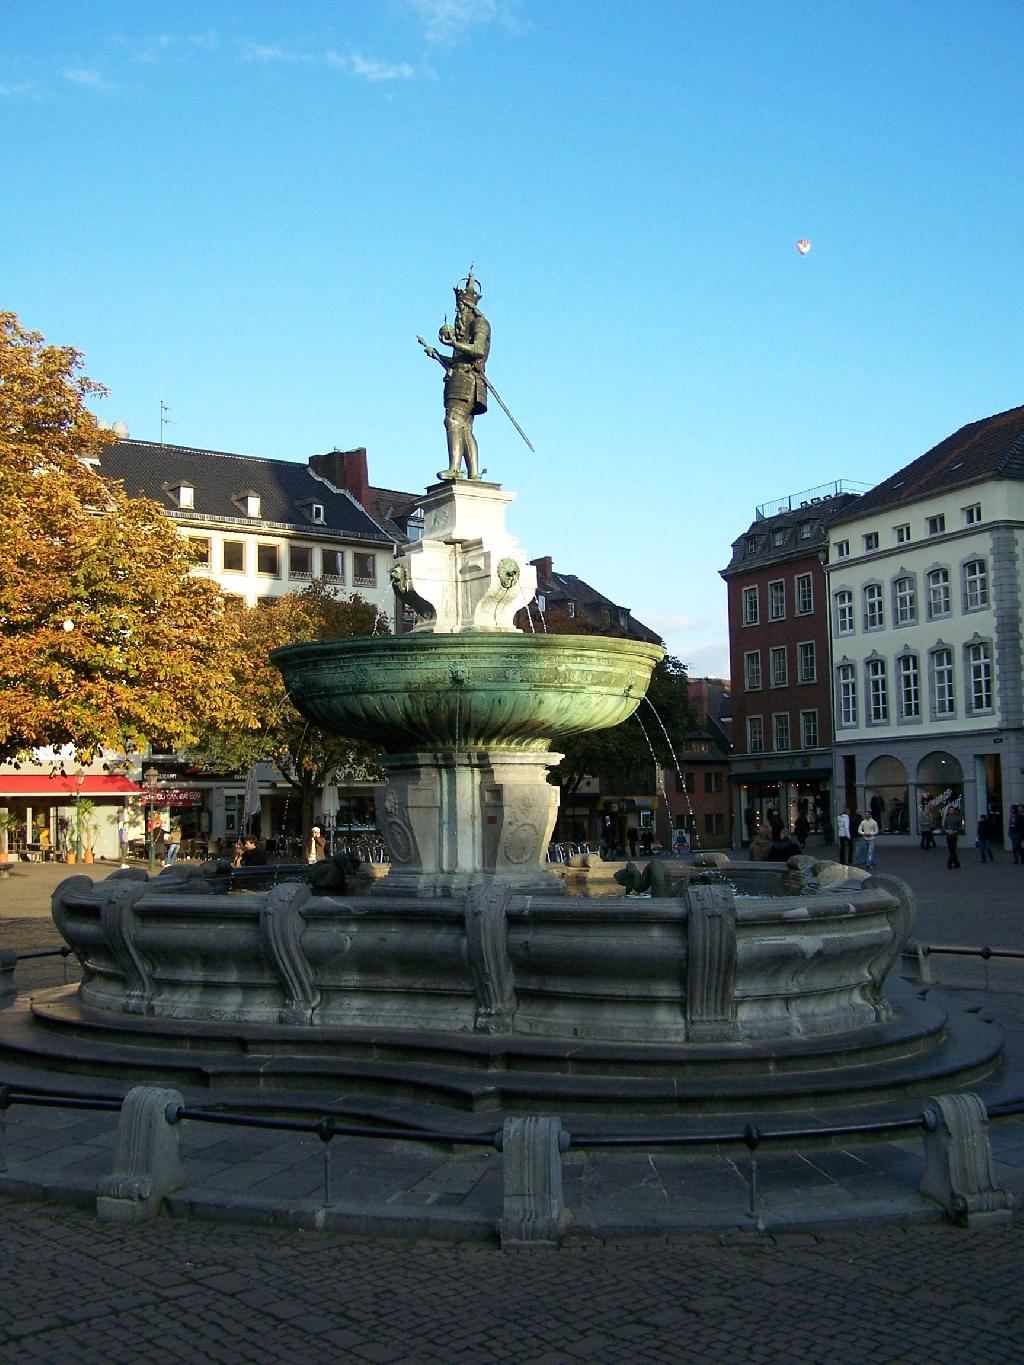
[498,1115,569,1249]
[96,1086,186,1224]
[919,1092,1012,1228]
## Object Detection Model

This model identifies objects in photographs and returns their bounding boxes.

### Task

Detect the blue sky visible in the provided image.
[5,1,1023,675]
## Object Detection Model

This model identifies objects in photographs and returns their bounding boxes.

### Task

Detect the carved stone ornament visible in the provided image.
[497,557,521,590]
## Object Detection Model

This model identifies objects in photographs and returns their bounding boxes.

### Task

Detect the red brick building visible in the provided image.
[721,485,861,846]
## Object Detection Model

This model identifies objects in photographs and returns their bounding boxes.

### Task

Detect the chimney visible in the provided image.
[531,555,553,585]
[310,447,370,508]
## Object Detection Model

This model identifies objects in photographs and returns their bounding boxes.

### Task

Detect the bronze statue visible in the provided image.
[419,273,491,481]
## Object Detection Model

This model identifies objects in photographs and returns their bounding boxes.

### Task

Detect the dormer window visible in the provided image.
[311,503,324,523]
[167,481,194,509]
[234,489,262,519]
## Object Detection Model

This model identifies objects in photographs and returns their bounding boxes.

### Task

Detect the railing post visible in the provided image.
[920,1093,1012,1228]
[96,1086,186,1224]
[498,1115,569,1249]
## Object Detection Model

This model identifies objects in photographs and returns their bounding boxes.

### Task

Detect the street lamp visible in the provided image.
[144,766,160,874]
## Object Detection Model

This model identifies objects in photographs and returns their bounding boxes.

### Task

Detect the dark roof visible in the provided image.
[98,440,394,544]
[828,405,1024,525]
[721,493,860,576]
[366,486,423,542]
[527,560,663,645]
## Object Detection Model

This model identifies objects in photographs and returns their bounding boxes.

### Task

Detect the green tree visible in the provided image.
[0,312,239,760]
[192,582,385,837]
[554,653,695,802]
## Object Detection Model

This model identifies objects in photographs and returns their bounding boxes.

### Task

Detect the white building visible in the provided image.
[825,404,1024,838]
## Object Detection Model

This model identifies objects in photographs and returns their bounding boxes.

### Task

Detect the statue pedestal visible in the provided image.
[395,480,538,634]
[376,748,563,897]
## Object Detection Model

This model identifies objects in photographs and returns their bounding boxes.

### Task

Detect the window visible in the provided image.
[799,522,814,540]
[676,771,695,794]
[567,601,576,619]
[838,663,857,727]
[746,535,761,554]
[966,641,993,711]
[311,503,325,523]
[223,540,245,573]
[894,523,911,543]
[770,646,788,687]
[353,553,376,586]
[773,713,791,751]
[244,493,261,518]
[742,586,759,625]
[835,539,850,558]
[768,580,785,620]
[174,482,195,509]
[897,654,920,719]
[927,567,950,618]
[835,589,854,634]
[800,709,819,748]
[797,641,816,683]
[863,532,879,552]
[795,572,813,615]
[703,771,724,795]
[322,548,345,580]
[704,813,725,836]
[894,575,916,625]
[256,544,280,576]
[772,529,785,547]
[289,545,313,579]
[744,650,762,691]
[747,716,764,753]
[927,514,946,536]
[867,658,888,723]
[863,582,884,629]
[963,503,982,526]
[932,648,955,717]
[188,536,211,567]
[963,558,989,611]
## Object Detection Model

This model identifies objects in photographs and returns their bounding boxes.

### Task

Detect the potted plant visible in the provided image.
[0,808,16,876]
[75,798,97,864]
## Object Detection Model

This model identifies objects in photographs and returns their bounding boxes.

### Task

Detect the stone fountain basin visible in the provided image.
[271,633,665,752]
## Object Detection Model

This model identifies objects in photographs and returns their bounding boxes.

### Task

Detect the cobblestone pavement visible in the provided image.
[1,850,1023,1361]
[0,1195,1022,1363]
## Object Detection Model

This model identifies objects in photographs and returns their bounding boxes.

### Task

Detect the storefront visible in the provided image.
[732,765,833,845]
[0,773,142,862]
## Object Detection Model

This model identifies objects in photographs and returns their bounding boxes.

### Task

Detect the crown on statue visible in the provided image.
[454,271,482,306]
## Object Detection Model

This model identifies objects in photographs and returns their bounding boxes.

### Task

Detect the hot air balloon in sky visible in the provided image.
[796,239,811,256]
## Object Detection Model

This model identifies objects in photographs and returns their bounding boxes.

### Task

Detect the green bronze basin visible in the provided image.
[271,633,664,753]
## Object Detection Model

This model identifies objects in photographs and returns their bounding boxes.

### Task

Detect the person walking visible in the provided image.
[164,825,182,866]
[837,809,852,865]
[918,800,936,850]
[857,810,879,871]
[976,812,995,863]
[1009,805,1024,865]
[942,804,962,869]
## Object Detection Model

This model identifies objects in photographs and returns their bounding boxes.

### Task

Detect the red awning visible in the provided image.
[0,775,142,799]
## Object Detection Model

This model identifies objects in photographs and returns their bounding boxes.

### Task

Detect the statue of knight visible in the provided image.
[418,271,533,483]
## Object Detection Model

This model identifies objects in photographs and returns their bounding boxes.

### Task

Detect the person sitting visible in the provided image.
[748,826,774,861]
[240,837,267,867]
[768,827,803,861]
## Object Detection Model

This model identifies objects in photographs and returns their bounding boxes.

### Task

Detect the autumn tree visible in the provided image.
[191,582,385,836]
[0,312,240,761]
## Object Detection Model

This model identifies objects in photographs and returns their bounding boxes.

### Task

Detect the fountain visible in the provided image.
[2,277,1004,1132]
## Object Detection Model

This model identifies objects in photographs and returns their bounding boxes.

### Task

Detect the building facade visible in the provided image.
[825,405,1024,839]
[722,485,861,845]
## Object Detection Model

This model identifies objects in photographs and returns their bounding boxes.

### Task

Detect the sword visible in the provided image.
[416,335,535,453]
